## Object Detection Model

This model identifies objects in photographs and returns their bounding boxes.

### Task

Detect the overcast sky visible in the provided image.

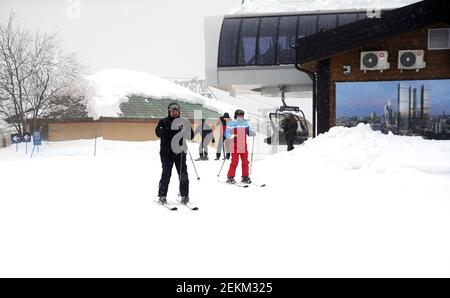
[0,0,242,79]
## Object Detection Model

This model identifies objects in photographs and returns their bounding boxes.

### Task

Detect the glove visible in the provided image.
[212,137,216,144]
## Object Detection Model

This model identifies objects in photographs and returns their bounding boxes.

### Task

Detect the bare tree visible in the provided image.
[0,12,88,135]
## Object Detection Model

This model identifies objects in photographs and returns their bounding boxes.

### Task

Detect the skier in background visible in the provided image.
[155,102,194,205]
[214,112,231,160]
[281,113,298,151]
[225,109,255,184]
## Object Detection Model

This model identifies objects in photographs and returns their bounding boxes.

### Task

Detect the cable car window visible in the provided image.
[257,17,278,65]
[338,13,357,26]
[318,14,337,32]
[218,18,241,66]
[277,16,298,64]
[298,15,317,39]
[357,13,367,20]
[237,18,260,66]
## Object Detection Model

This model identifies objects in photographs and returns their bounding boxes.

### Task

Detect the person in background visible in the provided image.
[195,118,214,160]
[215,112,231,160]
[281,113,298,151]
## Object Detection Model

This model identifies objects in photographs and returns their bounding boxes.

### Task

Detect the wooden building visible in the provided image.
[37,96,221,142]
[296,0,450,134]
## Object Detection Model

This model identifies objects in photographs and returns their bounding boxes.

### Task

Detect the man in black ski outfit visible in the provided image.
[155,102,194,205]
[281,113,298,151]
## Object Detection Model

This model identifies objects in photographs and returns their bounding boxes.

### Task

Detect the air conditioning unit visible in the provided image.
[398,50,426,72]
[360,51,390,73]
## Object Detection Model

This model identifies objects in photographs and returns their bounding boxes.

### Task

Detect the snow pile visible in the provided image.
[229,0,293,14]
[300,124,450,173]
[229,0,422,14]
[85,69,236,120]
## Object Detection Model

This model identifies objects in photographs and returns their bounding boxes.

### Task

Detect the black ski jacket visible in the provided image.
[155,116,194,156]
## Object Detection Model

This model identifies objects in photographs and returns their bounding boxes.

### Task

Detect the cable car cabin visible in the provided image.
[205,9,378,97]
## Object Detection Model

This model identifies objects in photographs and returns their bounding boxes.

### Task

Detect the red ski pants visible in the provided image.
[227,151,249,178]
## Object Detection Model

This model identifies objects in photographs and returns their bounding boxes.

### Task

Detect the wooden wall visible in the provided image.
[324,25,450,129]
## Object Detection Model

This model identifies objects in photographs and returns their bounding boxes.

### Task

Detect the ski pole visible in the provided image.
[250,134,255,175]
[186,145,200,180]
[178,151,183,197]
[217,137,228,177]
[217,155,227,177]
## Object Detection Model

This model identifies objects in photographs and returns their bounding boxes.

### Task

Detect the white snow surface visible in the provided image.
[0,124,449,277]
[85,69,236,120]
[229,0,422,14]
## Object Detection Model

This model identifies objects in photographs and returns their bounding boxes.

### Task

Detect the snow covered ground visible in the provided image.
[0,124,449,277]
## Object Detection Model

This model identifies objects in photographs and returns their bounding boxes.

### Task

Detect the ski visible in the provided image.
[218,180,249,188]
[154,200,178,211]
[245,182,266,188]
[176,200,199,211]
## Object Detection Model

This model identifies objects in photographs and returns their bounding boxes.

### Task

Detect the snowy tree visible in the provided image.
[0,12,89,135]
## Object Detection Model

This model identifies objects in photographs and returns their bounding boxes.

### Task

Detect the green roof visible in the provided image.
[119,95,220,119]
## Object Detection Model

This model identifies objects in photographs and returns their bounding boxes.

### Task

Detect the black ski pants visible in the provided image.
[158,153,189,197]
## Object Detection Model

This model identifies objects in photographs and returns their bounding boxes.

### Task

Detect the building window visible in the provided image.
[318,14,337,32]
[428,28,450,50]
[237,18,260,66]
[298,15,317,39]
[277,16,298,64]
[357,13,367,20]
[218,18,241,66]
[257,17,278,65]
[338,13,357,26]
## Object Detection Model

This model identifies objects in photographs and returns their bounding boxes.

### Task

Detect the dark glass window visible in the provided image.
[277,16,298,64]
[318,14,337,32]
[257,17,278,65]
[218,18,241,66]
[298,15,317,38]
[237,18,260,66]
[338,13,357,26]
[357,13,367,20]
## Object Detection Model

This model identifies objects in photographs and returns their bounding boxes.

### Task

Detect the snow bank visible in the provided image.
[85,69,236,120]
[263,123,450,174]
[229,0,422,14]
[229,0,292,14]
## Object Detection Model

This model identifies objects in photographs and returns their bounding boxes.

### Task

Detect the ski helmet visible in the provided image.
[168,102,180,111]
[167,102,180,116]
[234,109,245,119]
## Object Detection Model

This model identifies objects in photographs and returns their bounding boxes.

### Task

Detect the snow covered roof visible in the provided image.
[85,69,235,120]
[229,0,422,14]
[119,96,220,120]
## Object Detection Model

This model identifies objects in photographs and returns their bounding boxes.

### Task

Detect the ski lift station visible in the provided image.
[205,0,450,139]
[204,8,376,138]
